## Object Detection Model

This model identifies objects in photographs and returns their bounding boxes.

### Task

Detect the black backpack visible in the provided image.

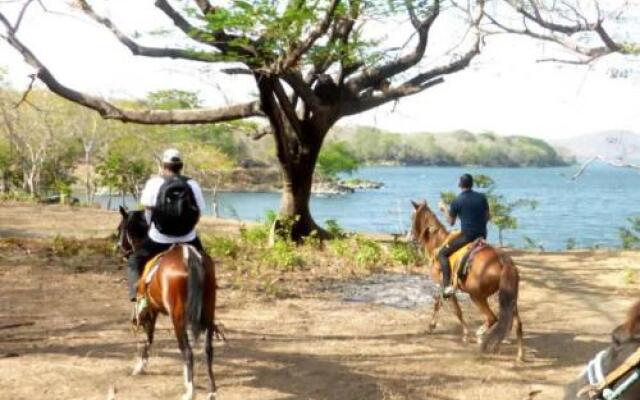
[152,175,200,236]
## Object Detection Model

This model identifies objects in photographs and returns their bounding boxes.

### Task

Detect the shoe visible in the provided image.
[442,286,456,298]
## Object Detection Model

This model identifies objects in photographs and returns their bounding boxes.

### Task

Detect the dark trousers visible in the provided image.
[127,236,204,301]
[437,233,480,287]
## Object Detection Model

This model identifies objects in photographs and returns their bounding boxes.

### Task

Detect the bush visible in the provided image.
[566,238,577,250]
[50,235,81,257]
[329,238,350,257]
[619,217,640,249]
[264,240,303,271]
[390,240,419,266]
[623,265,637,284]
[325,219,345,238]
[240,225,270,246]
[352,235,382,269]
[203,235,240,259]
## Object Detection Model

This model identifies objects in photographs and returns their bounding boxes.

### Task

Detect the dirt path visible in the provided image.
[1,204,639,399]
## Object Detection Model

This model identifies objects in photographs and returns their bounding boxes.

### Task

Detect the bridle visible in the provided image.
[578,347,640,399]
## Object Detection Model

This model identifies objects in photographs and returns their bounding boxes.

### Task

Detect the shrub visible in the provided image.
[623,265,637,285]
[240,225,269,246]
[325,219,346,238]
[566,238,577,250]
[264,239,303,271]
[390,240,419,266]
[203,235,239,259]
[352,235,382,269]
[329,238,349,257]
[50,235,81,257]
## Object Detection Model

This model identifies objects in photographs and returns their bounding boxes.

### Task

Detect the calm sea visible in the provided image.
[100,164,640,250]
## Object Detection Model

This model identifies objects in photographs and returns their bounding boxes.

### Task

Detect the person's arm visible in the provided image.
[140,177,159,225]
[483,195,491,222]
[448,199,459,226]
[189,181,206,215]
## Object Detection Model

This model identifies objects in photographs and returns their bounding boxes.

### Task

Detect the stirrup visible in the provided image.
[442,286,456,298]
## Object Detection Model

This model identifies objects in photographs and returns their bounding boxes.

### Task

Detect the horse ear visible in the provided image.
[119,205,128,219]
[411,200,419,210]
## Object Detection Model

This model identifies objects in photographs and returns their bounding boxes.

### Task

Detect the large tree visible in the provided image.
[0,0,636,238]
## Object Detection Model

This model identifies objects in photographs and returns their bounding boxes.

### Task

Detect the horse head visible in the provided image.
[409,200,444,248]
[566,301,640,399]
[116,206,149,257]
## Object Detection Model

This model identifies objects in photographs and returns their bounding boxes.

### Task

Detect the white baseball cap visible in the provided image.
[162,148,182,164]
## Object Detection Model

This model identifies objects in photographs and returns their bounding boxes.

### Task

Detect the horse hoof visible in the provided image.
[476,325,488,337]
[206,393,216,400]
[131,360,146,376]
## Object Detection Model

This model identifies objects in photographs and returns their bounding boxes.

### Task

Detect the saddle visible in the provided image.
[137,246,175,297]
[439,231,488,289]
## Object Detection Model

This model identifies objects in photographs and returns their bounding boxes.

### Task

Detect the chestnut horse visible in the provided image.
[409,200,524,361]
[117,207,218,400]
[565,301,640,400]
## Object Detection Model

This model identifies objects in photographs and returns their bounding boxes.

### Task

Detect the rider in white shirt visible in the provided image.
[127,149,206,306]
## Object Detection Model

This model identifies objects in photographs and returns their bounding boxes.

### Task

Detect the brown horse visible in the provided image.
[117,208,218,400]
[409,200,524,361]
[565,301,640,400]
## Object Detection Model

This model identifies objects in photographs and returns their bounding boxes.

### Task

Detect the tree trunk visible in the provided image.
[278,138,326,241]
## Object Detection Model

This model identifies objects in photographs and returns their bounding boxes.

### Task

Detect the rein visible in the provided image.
[579,348,640,399]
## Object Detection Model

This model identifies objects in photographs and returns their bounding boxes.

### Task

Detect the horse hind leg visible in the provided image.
[471,296,497,339]
[451,296,470,343]
[132,312,157,376]
[515,307,524,362]
[204,324,217,399]
[173,314,195,400]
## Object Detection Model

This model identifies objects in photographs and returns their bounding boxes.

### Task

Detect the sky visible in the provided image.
[0,0,639,141]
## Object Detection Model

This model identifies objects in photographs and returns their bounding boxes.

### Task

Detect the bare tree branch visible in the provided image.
[341,76,444,115]
[75,0,225,63]
[490,0,637,60]
[346,0,441,93]
[0,11,263,125]
[154,0,258,59]
[281,0,341,72]
[13,0,35,31]
[14,72,36,108]
[282,73,322,113]
[572,156,640,180]
[193,0,215,15]
[273,79,304,140]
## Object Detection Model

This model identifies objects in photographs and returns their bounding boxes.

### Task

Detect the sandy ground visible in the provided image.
[1,203,639,400]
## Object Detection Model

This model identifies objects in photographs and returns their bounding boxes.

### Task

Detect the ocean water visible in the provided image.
[100,164,640,250]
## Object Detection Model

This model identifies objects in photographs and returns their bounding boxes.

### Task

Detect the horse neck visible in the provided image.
[422,214,449,256]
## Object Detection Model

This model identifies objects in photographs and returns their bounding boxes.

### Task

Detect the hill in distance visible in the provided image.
[553,130,640,162]
[328,126,569,167]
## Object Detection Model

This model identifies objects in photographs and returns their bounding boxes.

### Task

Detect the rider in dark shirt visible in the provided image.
[438,174,490,298]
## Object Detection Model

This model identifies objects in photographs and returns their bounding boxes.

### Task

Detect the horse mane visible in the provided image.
[127,210,149,239]
[421,204,448,236]
[624,300,640,335]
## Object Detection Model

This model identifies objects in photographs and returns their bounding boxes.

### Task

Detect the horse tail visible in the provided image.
[184,245,206,340]
[481,252,519,352]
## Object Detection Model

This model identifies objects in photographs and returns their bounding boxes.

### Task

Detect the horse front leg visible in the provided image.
[450,296,470,343]
[428,294,442,333]
[132,311,157,376]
